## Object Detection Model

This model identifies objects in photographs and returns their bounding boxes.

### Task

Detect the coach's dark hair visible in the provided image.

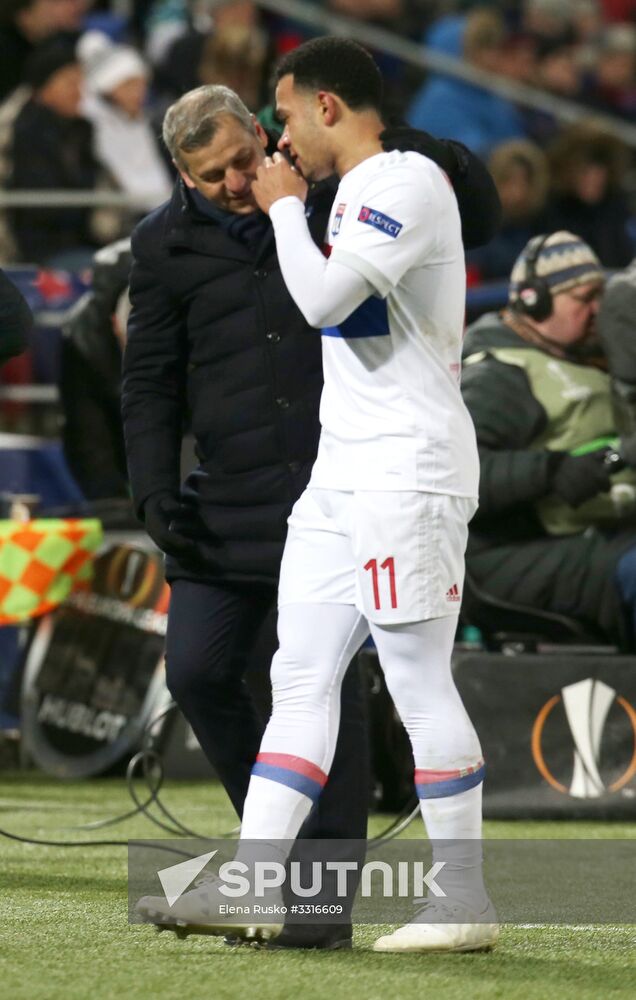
[275,37,382,112]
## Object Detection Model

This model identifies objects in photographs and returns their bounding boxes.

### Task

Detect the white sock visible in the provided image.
[419,784,487,912]
[240,774,315,842]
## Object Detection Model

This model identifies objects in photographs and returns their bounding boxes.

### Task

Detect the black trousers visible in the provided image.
[164,578,370,844]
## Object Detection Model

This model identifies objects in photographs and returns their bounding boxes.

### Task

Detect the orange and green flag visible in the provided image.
[0,518,103,625]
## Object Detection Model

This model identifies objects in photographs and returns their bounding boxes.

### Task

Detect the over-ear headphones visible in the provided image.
[513,233,553,322]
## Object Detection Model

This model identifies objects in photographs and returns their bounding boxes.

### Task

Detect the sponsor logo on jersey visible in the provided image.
[331,202,346,236]
[358,206,403,238]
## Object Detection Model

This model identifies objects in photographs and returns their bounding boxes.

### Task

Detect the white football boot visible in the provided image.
[135,872,284,943]
[373,897,499,953]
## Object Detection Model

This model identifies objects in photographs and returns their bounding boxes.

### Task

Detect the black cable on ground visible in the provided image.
[63,701,224,840]
[125,748,213,838]
[0,701,236,847]
[367,799,420,850]
[0,821,200,860]
[0,697,418,848]
[0,826,128,847]
[66,704,179,833]
[122,703,238,839]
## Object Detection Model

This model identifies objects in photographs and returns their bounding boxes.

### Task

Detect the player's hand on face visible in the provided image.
[252,152,308,214]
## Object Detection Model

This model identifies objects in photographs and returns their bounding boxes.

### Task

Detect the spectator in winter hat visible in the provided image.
[460,231,636,649]
[7,36,101,265]
[78,30,173,209]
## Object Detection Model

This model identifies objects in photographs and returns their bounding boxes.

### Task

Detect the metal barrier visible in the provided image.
[0,191,160,210]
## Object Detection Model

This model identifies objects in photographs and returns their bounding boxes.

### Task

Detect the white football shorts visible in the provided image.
[278,488,477,624]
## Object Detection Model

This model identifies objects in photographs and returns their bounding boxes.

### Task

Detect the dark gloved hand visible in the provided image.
[380,125,458,178]
[142,492,201,561]
[549,452,613,508]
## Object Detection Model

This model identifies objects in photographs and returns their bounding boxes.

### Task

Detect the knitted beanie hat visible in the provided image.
[509,231,604,305]
[24,37,79,91]
[77,31,147,96]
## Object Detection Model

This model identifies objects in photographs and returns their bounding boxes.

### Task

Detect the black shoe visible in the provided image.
[225,922,353,951]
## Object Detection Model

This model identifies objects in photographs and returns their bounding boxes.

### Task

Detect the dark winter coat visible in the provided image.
[122,178,334,584]
[0,23,32,104]
[8,100,100,263]
[461,312,634,644]
[546,192,633,270]
[0,266,32,365]
[60,240,132,500]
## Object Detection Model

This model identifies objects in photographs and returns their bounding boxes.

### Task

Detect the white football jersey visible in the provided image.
[308,149,479,497]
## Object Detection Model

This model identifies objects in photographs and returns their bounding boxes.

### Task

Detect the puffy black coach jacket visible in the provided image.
[122,178,334,583]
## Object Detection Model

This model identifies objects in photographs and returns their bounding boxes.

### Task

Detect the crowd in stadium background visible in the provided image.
[0,0,635,279]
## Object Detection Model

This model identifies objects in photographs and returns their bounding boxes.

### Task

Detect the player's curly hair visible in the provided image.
[275,36,382,112]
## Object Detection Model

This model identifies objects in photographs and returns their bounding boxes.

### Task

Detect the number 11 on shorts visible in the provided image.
[364,557,398,610]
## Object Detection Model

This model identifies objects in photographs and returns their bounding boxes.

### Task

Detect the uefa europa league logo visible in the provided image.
[531,678,636,798]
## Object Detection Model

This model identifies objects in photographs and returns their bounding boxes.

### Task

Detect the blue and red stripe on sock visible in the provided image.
[415,759,485,799]
[251,752,328,802]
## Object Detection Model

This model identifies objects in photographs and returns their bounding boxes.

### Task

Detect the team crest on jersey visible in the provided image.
[358,206,403,238]
[331,203,346,236]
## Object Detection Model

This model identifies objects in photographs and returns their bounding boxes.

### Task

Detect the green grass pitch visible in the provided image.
[1,772,634,1000]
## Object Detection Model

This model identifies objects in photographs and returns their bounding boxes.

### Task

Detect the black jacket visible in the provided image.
[0,267,32,365]
[60,240,132,500]
[8,100,99,263]
[122,178,334,583]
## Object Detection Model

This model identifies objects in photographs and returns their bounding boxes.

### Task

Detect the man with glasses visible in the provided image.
[461,230,636,648]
